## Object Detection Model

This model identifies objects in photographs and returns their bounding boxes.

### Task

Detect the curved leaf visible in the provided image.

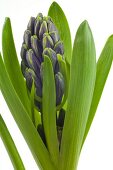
[2,18,31,117]
[0,54,55,170]
[59,21,96,170]
[48,2,72,65]
[42,56,59,167]
[57,54,68,110]
[0,115,25,170]
[82,35,113,146]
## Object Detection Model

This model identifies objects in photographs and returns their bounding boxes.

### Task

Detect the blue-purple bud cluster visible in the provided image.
[21,13,65,109]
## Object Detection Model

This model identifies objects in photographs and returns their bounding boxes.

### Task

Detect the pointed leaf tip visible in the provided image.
[82,20,88,25]
[5,17,10,21]
[4,17,10,27]
[48,1,72,65]
[77,20,90,33]
[108,34,113,41]
[50,1,58,8]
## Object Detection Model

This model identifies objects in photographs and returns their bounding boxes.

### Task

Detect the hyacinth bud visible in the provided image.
[21,13,65,110]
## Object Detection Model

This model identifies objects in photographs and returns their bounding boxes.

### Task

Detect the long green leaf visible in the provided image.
[42,56,59,167]
[0,54,55,170]
[0,115,25,170]
[30,81,35,124]
[59,21,96,170]
[82,35,113,145]
[57,54,68,110]
[48,2,72,65]
[2,18,31,117]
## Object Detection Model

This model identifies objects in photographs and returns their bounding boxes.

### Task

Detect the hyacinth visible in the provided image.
[1,2,113,170]
[21,13,65,109]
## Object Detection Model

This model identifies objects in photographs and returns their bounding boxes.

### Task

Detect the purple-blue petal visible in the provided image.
[54,41,64,55]
[35,76,42,97]
[47,20,57,32]
[54,61,59,74]
[31,35,41,58]
[34,20,41,37]
[43,48,57,70]
[25,68,35,90]
[49,31,60,44]
[43,34,54,49]
[26,50,41,77]
[39,21,48,39]
[55,73,64,105]
[27,17,35,35]
[23,30,31,49]
[21,60,27,76]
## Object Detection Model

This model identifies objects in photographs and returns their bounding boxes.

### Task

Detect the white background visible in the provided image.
[0,0,113,169]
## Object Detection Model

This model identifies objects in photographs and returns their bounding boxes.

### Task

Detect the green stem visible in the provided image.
[0,114,25,170]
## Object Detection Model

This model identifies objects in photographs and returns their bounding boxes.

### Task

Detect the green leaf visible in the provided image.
[0,53,55,170]
[34,108,41,128]
[57,54,68,110]
[59,21,96,170]
[2,18,31,117]
[42,56,59,167]
[48,2,72,65]
[30,81,35,124]
[0,115,25,170]
[30,82,41,128]
[82,35,113,146]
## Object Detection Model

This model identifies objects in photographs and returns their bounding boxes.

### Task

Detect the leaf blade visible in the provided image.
[57,55,68,110]
[48,2,72,65]
[0,53,55,170]
[42,56,59,166]
[82,35,113,145]
[2,18,31,117]
[60,21,96,170]
[0,115,25,170]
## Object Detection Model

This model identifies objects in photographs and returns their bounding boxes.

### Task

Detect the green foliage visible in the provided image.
[2,18,31,117]
[59,20,96,170]
[57,54,69,110]
[0,54,55,170]
[48,2,72,65]
[0,115,25,170]
[0,2,113,170]
[82,35,113,146]
[42,56,59,166]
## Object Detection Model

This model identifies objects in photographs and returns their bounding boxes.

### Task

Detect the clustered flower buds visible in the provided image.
[21,13,65,109]
[1,2,112,170]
